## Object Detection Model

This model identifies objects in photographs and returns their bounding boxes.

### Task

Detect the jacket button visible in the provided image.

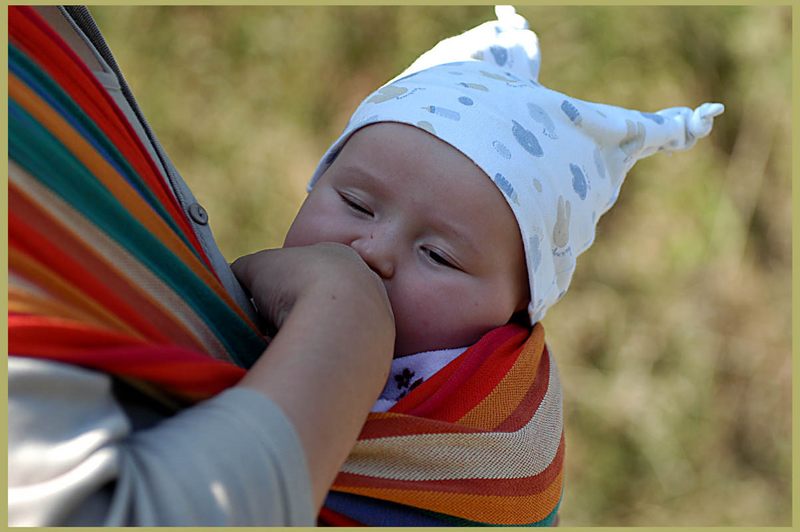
[188,203,208,225]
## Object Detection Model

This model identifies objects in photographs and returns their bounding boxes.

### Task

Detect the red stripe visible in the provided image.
[317,507,364,527]
[396,324,528,421]
[9,315,243,398]
[9,211,171,343]
[9,6,213,273]
[9,313,147,349]
[9,184,208,352]
[334,433,565,497]
[9,6,195,244]
[495,346,551,432]
[359,413,483,440]
[443,327,528,417]
[393,326,524,414]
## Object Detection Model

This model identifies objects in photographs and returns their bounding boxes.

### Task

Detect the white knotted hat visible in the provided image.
[309,6,724,324]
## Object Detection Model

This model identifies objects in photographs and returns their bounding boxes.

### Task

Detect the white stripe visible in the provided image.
[341,353,562,481]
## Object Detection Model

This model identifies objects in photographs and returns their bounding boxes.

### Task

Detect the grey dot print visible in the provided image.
[493,140,512,159]
[640,111,665,124]
[528,103,558,139]
[561,100,582,126]
[570,163,588,200]
[422,105,460,121]
[489,45,508,66]
[494,172,519,203]
[512,120,544,157]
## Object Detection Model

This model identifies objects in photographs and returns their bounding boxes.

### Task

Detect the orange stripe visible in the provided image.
[9,73,258,330]
[495,345,552,433]
[10,207,173,342]
[336,469,563,525]
[457,323,545,429]
[9,247,142,338]
[397,325,529,420]
[10,165,234,362]
[9,6,210,267]
[10,180,210,353]
[9,74,223,295]
[9,286,116,331]
[335,433,565,496]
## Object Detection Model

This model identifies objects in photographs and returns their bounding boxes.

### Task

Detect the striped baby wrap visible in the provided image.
[322,323,564,526]
[8,5,266,403]
[7,6,564,525]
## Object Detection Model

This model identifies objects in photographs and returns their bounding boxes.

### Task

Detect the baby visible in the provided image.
[247,6,722,525]
[280,6,723,413]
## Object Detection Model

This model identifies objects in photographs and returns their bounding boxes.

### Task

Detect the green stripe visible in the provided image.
[9,99,265,367]
[9,43,197,256]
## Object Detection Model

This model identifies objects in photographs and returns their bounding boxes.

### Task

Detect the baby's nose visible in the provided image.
[349,234,395,279]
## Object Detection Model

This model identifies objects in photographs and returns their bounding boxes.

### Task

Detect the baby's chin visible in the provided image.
[392,330,482,359]
[391,310,530,358]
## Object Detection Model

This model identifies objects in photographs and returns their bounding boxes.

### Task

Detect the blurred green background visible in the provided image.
[90,6,791,526]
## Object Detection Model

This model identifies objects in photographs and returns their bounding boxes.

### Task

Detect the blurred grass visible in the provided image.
[90,6,791,526]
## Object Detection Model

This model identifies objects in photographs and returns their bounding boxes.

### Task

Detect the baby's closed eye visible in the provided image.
[339,192,373,216]
[422,246,459,269]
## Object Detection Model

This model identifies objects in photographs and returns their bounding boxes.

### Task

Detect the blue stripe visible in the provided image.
[325,490,562,527]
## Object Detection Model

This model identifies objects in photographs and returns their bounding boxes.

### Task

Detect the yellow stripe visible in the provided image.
[9,247,142,338]
[340,352,562,481]
[457,324,545,428]
[9,286,117,332]
[10,163,233,361]
[9,73,256,329]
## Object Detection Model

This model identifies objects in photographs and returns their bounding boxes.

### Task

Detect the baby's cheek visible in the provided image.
[389,289,444,353]
[286,214,340,247]
[393,291,434,332]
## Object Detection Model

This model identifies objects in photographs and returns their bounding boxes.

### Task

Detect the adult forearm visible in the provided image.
[238,271,394,510]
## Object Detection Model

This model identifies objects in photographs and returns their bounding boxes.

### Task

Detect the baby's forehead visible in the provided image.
[338,122,516,215]
[335,127,524,262]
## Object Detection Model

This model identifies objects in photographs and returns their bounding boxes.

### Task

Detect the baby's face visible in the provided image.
[284,123,529,356]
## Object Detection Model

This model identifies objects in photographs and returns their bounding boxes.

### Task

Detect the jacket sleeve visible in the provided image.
[8,356,315,526]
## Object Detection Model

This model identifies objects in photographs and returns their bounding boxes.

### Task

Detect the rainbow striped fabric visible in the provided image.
[321,323,564,526]
[8,6,563,525]
[8,6,266,403]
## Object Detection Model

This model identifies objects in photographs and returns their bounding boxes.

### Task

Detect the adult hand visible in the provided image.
[231,243,395,510]
[232,242,392,337]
